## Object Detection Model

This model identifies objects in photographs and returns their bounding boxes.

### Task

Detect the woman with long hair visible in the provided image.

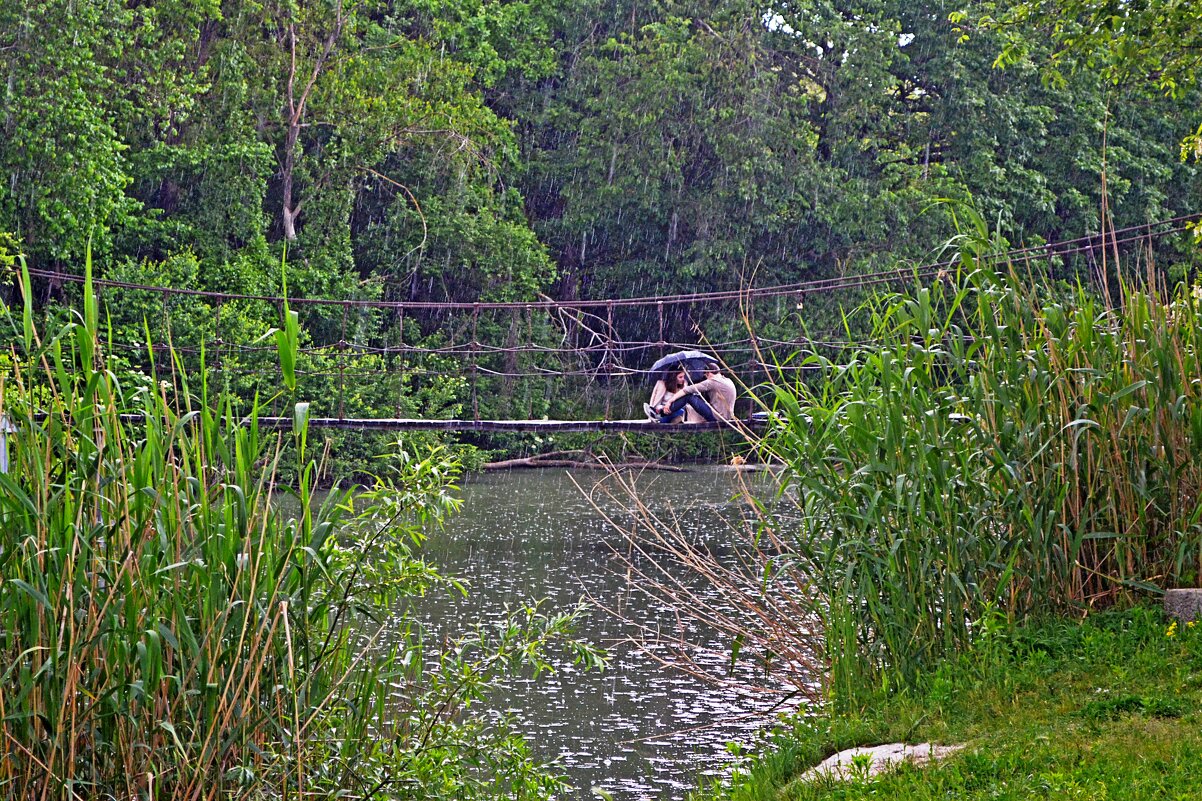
[645,368,702,423]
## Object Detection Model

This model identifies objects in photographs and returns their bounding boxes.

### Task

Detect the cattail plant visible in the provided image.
[757,213,1202,702]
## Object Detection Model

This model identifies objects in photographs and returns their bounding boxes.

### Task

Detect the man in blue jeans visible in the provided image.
[655,390,716,423]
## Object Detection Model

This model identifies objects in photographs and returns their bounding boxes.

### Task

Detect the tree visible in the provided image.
[512,1,838,304]
[964,0,1202,158]
[270,0,348,242]
[0,0,208,264]
[969,0,1202,98]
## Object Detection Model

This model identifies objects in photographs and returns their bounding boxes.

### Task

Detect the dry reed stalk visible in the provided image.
[575,467,825,703]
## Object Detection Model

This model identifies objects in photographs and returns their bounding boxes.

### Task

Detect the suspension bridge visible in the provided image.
[6,216,1194,433]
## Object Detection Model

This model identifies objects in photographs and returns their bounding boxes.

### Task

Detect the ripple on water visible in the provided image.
[401,468,806,800]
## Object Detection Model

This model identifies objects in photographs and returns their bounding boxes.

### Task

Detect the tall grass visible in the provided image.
[762,235,1202,702]
[0,260,601,799]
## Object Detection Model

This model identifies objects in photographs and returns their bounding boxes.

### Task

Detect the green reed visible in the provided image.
[762,235,1202,703]
[0,258,601,799]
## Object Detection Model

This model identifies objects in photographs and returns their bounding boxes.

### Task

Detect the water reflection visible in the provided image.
[404,467,799,800]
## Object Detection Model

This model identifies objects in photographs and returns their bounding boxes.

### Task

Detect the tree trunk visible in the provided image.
[277,4,344,242]
[281,122,300,240]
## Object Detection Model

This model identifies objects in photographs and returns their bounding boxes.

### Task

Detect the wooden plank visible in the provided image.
[252,416,767,433]
[27,413,768,434]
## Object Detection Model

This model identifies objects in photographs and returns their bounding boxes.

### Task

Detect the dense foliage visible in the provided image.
[1,0,1198,451]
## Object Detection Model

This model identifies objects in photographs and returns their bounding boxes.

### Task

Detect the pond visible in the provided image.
[401,466,803,800]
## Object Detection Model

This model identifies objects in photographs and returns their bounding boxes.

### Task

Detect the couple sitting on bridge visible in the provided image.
[644,361,737,424]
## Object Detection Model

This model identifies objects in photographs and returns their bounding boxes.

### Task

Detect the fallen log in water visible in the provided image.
[482,450,687,472]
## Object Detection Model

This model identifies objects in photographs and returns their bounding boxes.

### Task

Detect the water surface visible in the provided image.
[405,467,797,800]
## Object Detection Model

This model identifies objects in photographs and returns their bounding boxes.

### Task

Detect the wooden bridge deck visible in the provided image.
[254,416,768,433]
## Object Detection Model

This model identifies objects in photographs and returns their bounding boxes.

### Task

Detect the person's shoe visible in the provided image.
[643,403,658,422]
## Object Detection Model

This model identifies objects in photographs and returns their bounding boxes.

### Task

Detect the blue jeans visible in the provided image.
[659,393,716,423]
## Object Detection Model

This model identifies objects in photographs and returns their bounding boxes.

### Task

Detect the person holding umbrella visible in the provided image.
[643,350,715,423]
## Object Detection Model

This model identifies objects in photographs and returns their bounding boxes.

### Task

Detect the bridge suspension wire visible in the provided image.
[60,219,1192,362]
[9,214,1195,313]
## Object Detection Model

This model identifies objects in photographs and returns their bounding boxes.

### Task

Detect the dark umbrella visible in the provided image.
[647,350,716,383]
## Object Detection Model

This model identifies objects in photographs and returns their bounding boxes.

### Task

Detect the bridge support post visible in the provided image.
[471,303,480,421]
[338,302,348,420]
[0,414,13,474]
[603,301,615,420]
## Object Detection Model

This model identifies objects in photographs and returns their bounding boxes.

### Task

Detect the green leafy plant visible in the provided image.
[0,262,604,798]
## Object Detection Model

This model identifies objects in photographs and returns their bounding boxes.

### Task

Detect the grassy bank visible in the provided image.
[646,224,1202,797]
[694,607,1202,800]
